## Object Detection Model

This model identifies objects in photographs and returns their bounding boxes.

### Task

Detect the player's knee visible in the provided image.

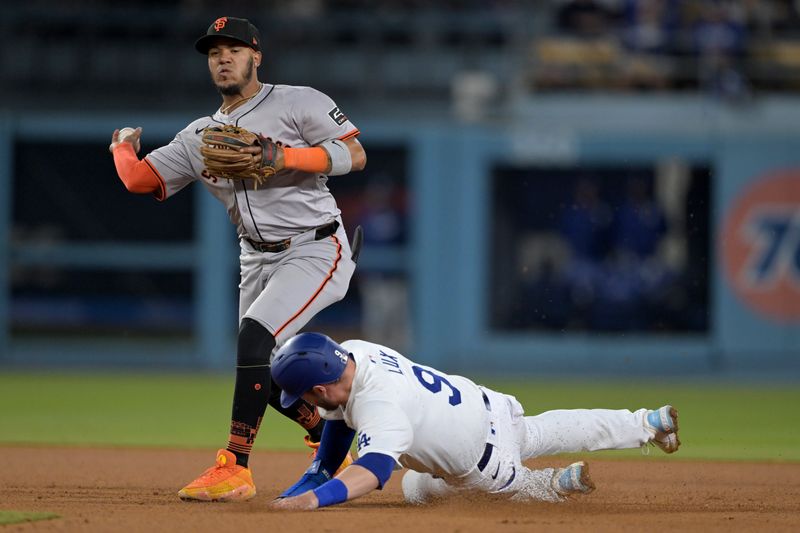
[237,317,276,367]
[402,471,433,505]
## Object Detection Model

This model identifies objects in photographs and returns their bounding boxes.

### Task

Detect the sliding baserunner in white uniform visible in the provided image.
[269,333,680,510]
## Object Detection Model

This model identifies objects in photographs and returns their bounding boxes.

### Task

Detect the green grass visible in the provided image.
[0,373,797,461]
[0,373,301,450]
[0,511,59,525]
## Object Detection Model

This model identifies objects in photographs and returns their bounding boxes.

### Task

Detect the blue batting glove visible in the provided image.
[278,460,333,498]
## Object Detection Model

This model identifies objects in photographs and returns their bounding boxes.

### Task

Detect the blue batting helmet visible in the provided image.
[271,332,350,408]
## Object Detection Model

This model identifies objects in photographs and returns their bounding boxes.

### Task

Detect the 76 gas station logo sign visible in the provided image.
[741,207,800,288]
[721,170,800,321]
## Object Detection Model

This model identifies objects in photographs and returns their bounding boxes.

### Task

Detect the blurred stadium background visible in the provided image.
[1,0,799,388]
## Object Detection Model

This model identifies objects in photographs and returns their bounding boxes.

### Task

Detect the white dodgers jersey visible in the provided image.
[318,340,490,479]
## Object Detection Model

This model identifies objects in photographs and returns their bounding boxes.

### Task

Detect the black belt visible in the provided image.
[245,220,339,253]
[477,391,494,472]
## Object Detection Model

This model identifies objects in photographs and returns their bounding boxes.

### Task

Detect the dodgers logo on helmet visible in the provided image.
[720,168,800,322]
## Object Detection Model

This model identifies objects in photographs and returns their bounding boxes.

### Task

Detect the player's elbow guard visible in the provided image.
[320,138,365,175]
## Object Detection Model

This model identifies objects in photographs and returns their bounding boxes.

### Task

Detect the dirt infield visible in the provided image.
[2,446,799,532]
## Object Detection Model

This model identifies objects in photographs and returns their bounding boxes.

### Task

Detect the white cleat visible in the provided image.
[644,405,680,454]
[551,461,595,496]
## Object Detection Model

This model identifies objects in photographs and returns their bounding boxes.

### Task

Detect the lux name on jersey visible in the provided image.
[373,351,403,375]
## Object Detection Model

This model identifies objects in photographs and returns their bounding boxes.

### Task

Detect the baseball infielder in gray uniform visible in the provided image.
[108,16,366,501]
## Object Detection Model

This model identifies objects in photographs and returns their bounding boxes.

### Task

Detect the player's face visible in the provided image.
[207,40,260,96]
[303,388,340,411]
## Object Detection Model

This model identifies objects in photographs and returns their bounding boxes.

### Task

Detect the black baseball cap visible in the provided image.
[195,17,262,54]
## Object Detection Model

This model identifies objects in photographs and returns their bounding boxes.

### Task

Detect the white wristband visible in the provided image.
[319,139,352,176]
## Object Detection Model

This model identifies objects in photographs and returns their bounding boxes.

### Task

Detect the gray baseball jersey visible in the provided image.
[146,83,359,241]
[143,84,359,336]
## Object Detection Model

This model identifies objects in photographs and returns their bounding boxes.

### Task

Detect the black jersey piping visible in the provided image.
[241,183,266,241]
[235,84,275,125]
[235,84,275,241]
[194,117,225,134]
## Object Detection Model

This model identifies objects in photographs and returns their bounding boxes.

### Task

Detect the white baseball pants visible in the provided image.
[402,387,655,503]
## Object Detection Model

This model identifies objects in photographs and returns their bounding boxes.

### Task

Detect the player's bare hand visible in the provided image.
[270,492,319,511]
[109,127,142,154]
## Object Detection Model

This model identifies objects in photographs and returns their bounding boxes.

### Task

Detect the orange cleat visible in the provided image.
[178,449,256,502]
[304,435,354,475]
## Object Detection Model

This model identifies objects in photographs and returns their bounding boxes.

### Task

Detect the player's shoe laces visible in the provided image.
[551,461,595,496]
[644,405,680,454]
[178,449,256,502]
[304,435,354,475]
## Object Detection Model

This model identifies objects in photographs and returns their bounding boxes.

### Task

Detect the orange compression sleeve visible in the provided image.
[282,146,330,174]
[112,142,163,195]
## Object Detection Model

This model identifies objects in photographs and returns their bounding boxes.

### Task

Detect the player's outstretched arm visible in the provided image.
[271,464,381,511]
[271,452,394,511]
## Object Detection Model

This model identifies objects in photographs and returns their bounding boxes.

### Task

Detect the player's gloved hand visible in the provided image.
[277,460,332,499]
[199,125,281,188]
[240,135,285,172]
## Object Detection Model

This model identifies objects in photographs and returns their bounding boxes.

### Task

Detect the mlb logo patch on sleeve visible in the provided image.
[328,107,348,125]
